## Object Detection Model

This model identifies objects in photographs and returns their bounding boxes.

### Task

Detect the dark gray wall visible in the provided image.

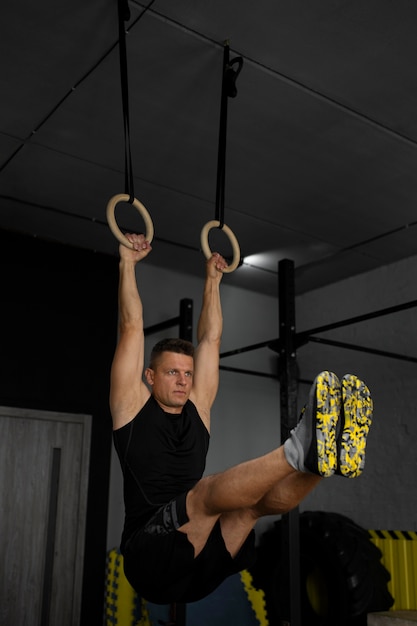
[0,229,118,626]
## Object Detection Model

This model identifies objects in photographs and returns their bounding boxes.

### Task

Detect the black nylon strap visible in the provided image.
[215,43,243,229]
[117,0,135,203]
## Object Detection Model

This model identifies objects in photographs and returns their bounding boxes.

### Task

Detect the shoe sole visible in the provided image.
[314,371,341,477]
[339,375,373,478]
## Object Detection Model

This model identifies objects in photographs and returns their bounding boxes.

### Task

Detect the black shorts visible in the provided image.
[122,492,256,604]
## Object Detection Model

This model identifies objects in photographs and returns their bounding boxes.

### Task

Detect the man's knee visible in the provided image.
[186,476,219,518]
[219,510,257,561]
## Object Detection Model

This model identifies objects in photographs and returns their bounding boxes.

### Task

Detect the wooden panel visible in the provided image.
[0,407,91,626]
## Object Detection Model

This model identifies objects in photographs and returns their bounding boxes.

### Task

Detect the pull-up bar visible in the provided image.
[308,336,417,364]
[219,297,417,365]
[296,298,417,346]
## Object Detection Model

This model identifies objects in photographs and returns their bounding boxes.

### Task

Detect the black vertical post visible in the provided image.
[179,299,193,342]
[173,603,187,626]
[174,298,193,626]
[278,259,301,626]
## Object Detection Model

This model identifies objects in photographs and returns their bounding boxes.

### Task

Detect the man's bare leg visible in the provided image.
[254,470,321,516]
[182,371,342,554]
[180,371,373,557]
[181,446,294,555]
[181,457,321,557]
[218,470,321,557]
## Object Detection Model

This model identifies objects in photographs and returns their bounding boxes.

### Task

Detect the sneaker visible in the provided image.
[284,371,341,477]
[337,375,373,478]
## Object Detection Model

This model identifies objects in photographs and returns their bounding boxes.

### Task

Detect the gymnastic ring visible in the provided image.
[200,220,241,273]
[106,193,154,249]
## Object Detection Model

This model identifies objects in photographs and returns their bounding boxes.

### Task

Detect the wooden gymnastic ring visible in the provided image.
[106,193,154,248]
[200,220,241,273]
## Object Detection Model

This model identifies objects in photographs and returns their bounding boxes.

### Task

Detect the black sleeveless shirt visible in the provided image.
[113,395,210,547]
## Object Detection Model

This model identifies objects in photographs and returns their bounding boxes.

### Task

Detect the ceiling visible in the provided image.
[2,0,417,296]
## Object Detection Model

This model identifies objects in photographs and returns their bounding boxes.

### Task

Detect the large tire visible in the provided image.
[250,511,393,626]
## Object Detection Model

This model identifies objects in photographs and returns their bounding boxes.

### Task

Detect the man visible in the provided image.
[110,233,373,604]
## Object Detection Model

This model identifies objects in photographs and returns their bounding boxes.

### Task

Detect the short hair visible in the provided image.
[149,338,194,369]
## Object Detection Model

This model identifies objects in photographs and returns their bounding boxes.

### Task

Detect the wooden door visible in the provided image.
[0,406,91,626]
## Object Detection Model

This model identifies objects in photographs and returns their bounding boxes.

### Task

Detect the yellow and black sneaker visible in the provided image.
[284,371,341,477]
[336,374,373,478]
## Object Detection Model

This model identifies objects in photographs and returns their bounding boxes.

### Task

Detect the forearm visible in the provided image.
[197,276,223,344]
[118,259,144,332]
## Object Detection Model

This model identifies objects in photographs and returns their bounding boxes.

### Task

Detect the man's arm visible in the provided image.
[190,253,227,431]
[109,233,152,429]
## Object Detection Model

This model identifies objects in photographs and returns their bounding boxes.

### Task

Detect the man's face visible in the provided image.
[145,351,194,413]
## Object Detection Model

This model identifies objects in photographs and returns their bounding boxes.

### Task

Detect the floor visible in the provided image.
[368,612,417,625]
